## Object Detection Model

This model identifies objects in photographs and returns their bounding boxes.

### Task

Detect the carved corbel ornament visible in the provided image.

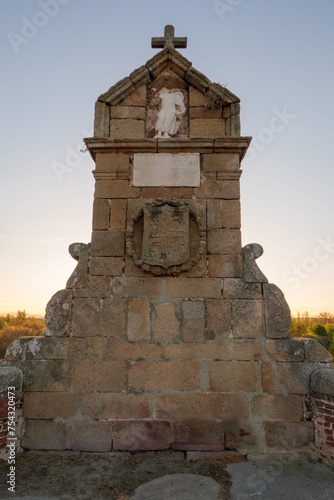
[66,242,91,289]
[242,243,268,283]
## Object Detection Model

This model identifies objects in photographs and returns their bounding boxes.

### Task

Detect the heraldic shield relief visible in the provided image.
[126,199,206,276]
[142,204,190,269]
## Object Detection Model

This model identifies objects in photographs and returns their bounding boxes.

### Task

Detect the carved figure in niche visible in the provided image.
[154,88,186,138]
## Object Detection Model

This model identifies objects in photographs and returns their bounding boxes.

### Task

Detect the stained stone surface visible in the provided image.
[130,474,221,499]
[133,153,200,186]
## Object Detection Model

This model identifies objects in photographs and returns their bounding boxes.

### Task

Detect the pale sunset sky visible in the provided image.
[1,0,334,317]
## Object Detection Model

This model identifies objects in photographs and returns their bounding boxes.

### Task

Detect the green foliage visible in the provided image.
[308,324,328,337]
[0,311,45,359]
[291,314,334,361]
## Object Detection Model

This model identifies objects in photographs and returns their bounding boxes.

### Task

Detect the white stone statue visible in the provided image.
[154,88,186,138]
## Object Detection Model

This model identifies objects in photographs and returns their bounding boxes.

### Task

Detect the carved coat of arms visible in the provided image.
[142,204,189,269]
[126,199,206,276]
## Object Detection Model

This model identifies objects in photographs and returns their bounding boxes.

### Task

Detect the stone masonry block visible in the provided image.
[120,86,146,106]
[209,361,260,392]
[6,337,86,361]
[189,107,222,119]
[232,300,263,339]
[172,421,225,451]
[108,338,163,360]
[154,302,180,344]
[182,301,205,342]
[71,298,100,337]
[92,199,110,230]
[190,119,225,137]
[91,230,125,257]
[261,362,313,395]
[141,187,194,199]
[265,339,305,362]
[128,361,201,392]
[311,368,334,397]
[109,199,127,230]
[23,393,79,419]
[223,279,262,299]
[194,180,240,199]
[251,395,303,420]
[207,299,231,338]
[86,338,108,359]
[302,338,333,363]
[109,119,145,139]
[189,87,212,107]
[165,340,252,361]
[94,180,140,199]
[264,421,314,450]
[203,154,239,172]
[113,421,170,451]
[127,299,151,341]
[155,393,249,420]
[23,361,72,392]
[207,199,241,229]
[74,276,111,298]
[167,278,222,298]
[208,255,243,278]
[208,229,241,255]
[113,277,163,298]
[70,421,112,452]
[81,393,151,419]
[73,361,125,391]
[89,257,123,276]
[110,107,146,120]
[22,420,68,451]
[100,298,126,337]
[95,153,130,172]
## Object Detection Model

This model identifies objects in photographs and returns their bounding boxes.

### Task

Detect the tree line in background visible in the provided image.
[290,311,334,357]
[0,310,333,360]
[0,311,45,358]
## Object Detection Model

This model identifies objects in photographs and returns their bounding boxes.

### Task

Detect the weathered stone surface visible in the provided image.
[133,153,200,187]
[22,420,67,450]
[0,367,22,393]
[189,107,222,119]
[90,257,123,276]
[190,119,225,138]
[207,83,240,105]
[182,301,205,342]
[86,338,108,359]
[206,299,231,338]
[194,180,240,199]
[100,298,126,337]
[301,338,333,363]
[265,339,305,362]
[261,362,313,395]
[110,106,146,120]
[109,200,127,230]
[209,361,260,392]
[95,153,130,172]
[167,278,222,298]
[189,87,212,107]
[66,242,90,289]
[44,289,72,337]
[155,393,249,420]
[94,100,109,137]
[208,255,243,278]
[203,154,239,172]
[23,392,79,419]
[113,421,170,451]
[140,187,194,199]
[113,277,163,298]
[127,299,151,341]
[264,421,314,450]
[23,361,72,392]
[128,361,201,391]
[185,67,211,93]
[109,338,163,360]
[120,85,147,107]
[263,283,292,339]
[154,302,180,344]
[232,300,263,338]
[311,368,334,396]
[92,199,110,230]
[129,65,151,88]
[172,421,225,451]
[82,393,151,419]
[223,279,262,299]
[70,421,112,452]
[165,339,252,361]
[6,337,85,361]
[98,76,135,105]
[110,119,145,139]
[94,180,141,199]
[71,298,100,337]
[251,395,303,420]
[73,361,125,391]
[91,230,124,257]
[208,229,241,255]
[242,243,268,283]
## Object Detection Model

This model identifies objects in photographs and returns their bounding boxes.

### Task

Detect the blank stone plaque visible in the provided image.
[133,153,200,187]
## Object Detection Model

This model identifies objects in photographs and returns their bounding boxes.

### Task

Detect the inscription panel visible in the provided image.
[133,153,200,187]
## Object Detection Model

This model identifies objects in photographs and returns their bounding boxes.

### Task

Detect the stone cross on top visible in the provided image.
[152,25,187,50]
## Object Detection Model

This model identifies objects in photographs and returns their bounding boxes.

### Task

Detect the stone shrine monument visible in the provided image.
[3,26,334,459]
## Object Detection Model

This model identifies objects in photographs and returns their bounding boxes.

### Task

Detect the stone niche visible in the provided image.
[3,37,333,459]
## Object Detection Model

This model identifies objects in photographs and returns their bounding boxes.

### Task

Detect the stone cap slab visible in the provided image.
[0,366,23,394]
[311,367,334,397]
